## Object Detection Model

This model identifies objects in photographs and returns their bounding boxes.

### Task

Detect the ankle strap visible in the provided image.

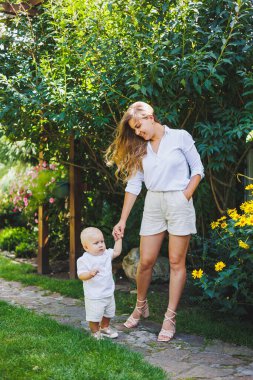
[166,307,176,316]
[137,299,147,303]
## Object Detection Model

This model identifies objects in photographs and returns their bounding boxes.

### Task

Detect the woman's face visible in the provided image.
[128,115,155,140]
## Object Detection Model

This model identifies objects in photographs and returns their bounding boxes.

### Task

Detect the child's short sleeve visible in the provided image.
[77,256,90,277]
[106,248,114,260]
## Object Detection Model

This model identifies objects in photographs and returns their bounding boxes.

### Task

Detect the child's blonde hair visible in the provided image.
[80,227,102,245]
[105,101,159,182]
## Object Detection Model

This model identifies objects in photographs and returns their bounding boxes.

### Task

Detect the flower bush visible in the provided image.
[192,185,253,315]
[8,162,67,224]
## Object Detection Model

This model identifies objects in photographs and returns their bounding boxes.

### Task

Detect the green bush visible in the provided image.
[0,227,36,257]
[15,242,35,258]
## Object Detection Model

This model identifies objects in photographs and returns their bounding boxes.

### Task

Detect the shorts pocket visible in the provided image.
[180,191,191,204]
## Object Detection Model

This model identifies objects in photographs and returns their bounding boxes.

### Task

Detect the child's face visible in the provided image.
[83,231,106,255]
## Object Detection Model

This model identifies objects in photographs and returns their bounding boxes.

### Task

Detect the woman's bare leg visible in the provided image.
[161,234,191,333]
[130,231,166,319]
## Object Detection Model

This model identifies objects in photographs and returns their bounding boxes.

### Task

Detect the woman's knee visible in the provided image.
[169,257,186,272]
[138,257,155,271]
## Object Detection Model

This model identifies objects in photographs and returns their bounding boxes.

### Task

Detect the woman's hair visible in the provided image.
[105,101,159,182]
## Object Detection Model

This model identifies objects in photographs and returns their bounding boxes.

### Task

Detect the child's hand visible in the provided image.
[114,236,122,242]
[90,269,99,278]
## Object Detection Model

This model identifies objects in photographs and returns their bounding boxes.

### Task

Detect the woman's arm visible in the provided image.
[113,192,137,239]
[183,174,201,200]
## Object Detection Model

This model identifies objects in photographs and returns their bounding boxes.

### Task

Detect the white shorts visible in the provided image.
[140,190,197,236]
[85,295,115,322]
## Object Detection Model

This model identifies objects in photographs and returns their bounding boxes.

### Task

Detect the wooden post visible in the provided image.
[37,152,50,274]
[69,134,82,278]
[38,204,50,274]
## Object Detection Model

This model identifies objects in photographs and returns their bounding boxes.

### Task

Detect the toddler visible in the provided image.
[77,227,122,339]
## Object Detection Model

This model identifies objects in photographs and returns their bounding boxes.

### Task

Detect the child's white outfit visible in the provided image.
[77,248,116,322]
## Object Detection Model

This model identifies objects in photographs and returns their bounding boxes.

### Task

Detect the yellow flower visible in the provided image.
[217,216,227,222]
[246,215,253,226]
[245,184,253,190]
[192,269,204,279]
[215,261,226,272]
[238,240,249,249]
[240,201,253,214]
[235,217,247,227]
[231,213,240,221]
[198,269,203,278]
[220,222,228,229]
[227,208,237,216]
[211,221,219,229]
[227,208,240,221]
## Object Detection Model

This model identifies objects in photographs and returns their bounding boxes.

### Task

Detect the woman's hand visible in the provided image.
[183,189,192,201]
[113,220,126,239]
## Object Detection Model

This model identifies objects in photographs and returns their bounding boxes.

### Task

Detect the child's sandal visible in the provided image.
[91,331,102,340]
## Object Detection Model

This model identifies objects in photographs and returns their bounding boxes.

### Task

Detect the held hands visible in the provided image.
[112,220,125,240]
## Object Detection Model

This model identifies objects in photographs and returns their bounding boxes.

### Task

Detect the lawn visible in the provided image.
[0,255,253,348]
[0,301,167,380]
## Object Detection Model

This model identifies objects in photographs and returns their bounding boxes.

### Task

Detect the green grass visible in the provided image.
[1,255,253,348]
[0,301,167,380]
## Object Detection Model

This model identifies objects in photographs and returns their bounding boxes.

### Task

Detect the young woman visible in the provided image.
[105,101,204,342]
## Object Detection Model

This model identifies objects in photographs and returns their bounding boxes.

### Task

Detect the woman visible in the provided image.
[105,101,204,342]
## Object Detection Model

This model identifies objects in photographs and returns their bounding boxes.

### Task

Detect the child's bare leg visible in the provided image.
[89,321,100,333]
[100,316,110,329]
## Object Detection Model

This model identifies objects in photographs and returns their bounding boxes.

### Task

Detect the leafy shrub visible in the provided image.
[0,227,36,257]
[191,185,253,315]
[15,242,35,258]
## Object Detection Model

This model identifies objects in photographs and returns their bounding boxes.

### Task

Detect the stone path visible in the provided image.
[1,278,253,380]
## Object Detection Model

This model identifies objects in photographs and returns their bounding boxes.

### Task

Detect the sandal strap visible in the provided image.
[136,299,148,314]
[166,307,177,316]
[126,314,139,324]
[124,314,140,328]
[158,328,175,339]
[164,307,176,326]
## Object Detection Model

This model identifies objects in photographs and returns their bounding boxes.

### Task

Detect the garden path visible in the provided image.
[0,277,253,380]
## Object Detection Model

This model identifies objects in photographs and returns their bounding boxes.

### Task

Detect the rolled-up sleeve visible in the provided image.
[182,130,204,179]
[125,170,144,195]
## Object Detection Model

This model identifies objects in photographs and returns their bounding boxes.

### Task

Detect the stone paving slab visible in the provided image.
[1,278,253,380]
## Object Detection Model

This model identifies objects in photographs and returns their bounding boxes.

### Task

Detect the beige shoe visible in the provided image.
[157,307,176,342]
[124,299,149,328]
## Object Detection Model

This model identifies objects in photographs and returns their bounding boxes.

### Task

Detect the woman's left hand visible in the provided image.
[183,189,192,201]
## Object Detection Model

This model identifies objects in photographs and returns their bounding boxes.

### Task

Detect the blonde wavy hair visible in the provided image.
[105,101,159,182]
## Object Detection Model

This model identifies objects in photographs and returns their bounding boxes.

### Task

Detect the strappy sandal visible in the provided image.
[157,307,176,342]
[124,299,149,328]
